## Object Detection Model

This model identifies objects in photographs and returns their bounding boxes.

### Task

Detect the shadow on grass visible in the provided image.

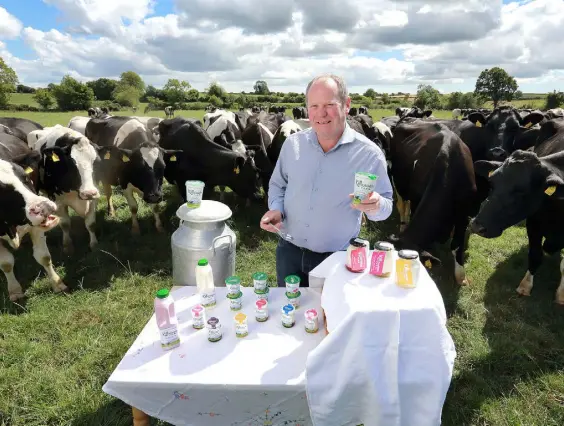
[442,246,564,425]
[70,399,173,426]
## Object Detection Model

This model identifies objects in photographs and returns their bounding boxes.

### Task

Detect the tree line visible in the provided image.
[0,57,562,112]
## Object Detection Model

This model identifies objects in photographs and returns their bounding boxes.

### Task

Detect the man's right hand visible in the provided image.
[260,210,283,233]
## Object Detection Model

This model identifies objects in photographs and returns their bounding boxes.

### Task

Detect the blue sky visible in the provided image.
[0,0,562,94]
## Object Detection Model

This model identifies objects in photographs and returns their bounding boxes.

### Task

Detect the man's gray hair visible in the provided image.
[305,74,349,105]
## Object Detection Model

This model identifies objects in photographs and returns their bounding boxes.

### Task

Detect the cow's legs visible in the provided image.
[85,199,98,249]
[124,184,141,235]
[450,215,470,286]
[396,192,410,232]
[0,242,24,301]
[556,257,564,305]
[518,220,543,296]
[29,227,67,294]
[57,204,74,254]
[104,183,115,217]
[151,203,164,233]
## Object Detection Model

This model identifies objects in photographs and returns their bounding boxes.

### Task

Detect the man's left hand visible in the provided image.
[350,191,381,213]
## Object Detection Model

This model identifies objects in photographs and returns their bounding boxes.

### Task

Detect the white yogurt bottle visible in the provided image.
[353,172,378,204]
[185,180,205,208]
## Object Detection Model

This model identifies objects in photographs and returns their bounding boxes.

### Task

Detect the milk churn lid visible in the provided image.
[176,200,232,223]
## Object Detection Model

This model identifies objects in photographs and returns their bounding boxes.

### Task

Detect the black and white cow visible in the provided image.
[358,106,368,115]
[267,119,311,166]
[34,127,101,253]
[207,115,246,155]
[0,117,43,139]
[0,132,67,301]
[203,109,237,130]
[164,106,175,119]
[86,117,177,234]
[132,116,163,142]
[470,119,564,304]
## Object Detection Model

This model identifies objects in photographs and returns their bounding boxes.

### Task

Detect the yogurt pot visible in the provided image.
[185,180,205,208]
[207,317,222,342]
[255,299,269,322]
[285,275,300,293]
[286,290,301,309]
[225,276,241,295]
[304,308,319,333]
[252,272,268,292]
[234,312,248,338]
[254,286,269,301]
[227,290,243,311]
[281,304,295,328]
[353,172,378,205]
[191,304,206,329]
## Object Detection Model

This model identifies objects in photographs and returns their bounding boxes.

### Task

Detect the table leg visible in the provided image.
[132,406,150,426]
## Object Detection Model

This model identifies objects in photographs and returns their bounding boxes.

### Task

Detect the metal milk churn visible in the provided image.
[171,200,236,287]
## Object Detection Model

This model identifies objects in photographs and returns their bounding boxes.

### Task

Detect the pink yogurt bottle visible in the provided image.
[155,288,181,350]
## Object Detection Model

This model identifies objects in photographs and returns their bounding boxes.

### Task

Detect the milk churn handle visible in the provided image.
[212,234,233,255]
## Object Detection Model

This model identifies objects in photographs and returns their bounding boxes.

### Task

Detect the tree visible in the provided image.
[545,90,564,110]
[86,78,118,101]
[0,57,18,108]
[514,90,523,100]
[364,88,377,99]
[117,71,145,94]
[208,94,223,107]
[113,86,141,107]
[253,80,269,95]
[163,79,191,104]
[381,93,390,104]
[33,88,54,110]
[414,84,442,110]
[207,82,227,100]
[52,75,94,111]
[447,92,464,110]
[17,84,35,93]
[185,88,200,102]
[474,67,518,108]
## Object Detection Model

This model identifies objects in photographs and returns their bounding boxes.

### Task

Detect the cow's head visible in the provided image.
[467,107,545,161]
[470,150,564,238]
[40,135,101,200]
[230,150,262,200]
[0,158,59,242]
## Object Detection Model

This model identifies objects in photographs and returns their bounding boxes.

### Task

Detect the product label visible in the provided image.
[255,308,268,321]
[200,290,216,307]
[370,251,387,275]
[226,283,240,294]
[253,278,268,291]
[350,246,367,271]
[396,259,415,288]
[208,327,222,341]
[229,298,242,310]
[186,185,204,208]
[305,318,319,333]
[282,313,294,327]
[192,316,205,329]
[235,322,248,337]
[160,325,180,349]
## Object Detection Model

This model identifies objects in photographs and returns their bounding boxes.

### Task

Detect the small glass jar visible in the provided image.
[304,308,319,333]
[254,286,269,301]
[252,272,268,292]
[207,317,222,342]
[191,304,206,329]
[346,238,369,273]
[281,304,295,328]
[255,299,269,322]
[285,275,300,293]
[234,312,248,338]
[286,290,301,309]
[225,276,241,295]
[226,290,243,311]
[370,241,395,278]
[396,250,420,288]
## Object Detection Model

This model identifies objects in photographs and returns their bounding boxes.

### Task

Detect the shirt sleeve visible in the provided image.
[365,151,394,222]
[267,137,289,217]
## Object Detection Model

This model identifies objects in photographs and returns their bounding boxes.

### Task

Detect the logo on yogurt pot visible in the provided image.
[353,172,378,204]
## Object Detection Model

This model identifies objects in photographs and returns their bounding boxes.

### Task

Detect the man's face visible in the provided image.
[307,79,351,142]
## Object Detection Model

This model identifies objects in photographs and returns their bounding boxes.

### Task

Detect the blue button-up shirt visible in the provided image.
[268,122,394,253]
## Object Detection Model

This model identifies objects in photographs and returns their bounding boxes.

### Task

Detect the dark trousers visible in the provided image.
[275,238,334,287]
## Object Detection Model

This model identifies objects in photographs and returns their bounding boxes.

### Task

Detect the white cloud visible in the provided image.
[2,0,563,93]
[0,7,23,39]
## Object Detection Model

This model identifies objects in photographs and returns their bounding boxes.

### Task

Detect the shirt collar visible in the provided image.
[309,121,355,152]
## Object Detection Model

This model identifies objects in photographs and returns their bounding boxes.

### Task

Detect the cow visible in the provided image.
[396,107,410,117]
[132,116,163,142]
[452,109,462,120]
[0,123,27,143]
[207,116,246,155]
[358,105,368,115]
[234,110,251,133]
[546,108,564,119]
[86,117,177,234]
[132,106,137,114]
[291,107,308,119]
[158,119,262,205]
[0,117,43,138]
[33,127,101,252]
[389,122,478,285]
[0,132,67,301]
[164,106,175,119]
[203,109,237,130]
[68,116,92,136]
[241,122,276,197]
[470,120,564,304]
[267,119,311,165]
[348,107,358,116]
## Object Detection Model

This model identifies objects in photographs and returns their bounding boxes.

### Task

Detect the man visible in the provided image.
[260,74,394,286]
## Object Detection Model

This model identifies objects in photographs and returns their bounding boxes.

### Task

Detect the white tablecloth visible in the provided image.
[305,250,456,426]
[103,286,325,426]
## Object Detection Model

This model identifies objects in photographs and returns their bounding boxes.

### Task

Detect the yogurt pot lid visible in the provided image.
[176,200,232,223]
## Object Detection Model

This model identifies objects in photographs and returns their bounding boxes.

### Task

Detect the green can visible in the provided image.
[226,290,243,311]
[252,272,268,291]
[286,290,301,309]
[254,286,269,302]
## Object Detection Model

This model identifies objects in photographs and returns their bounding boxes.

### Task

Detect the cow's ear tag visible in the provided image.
[488,171,494,178]
[24,167,33,174]
[545,186,557,196]
[51,153,60,162]
[122,154,130,163]
[524,122,533,129]
[475,121,482,127]
[170,155,177,162]
[104,152,111,160]
[424,259,432,269]
[234,166,240,174]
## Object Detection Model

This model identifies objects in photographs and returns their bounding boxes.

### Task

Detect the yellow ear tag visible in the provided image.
[424,259,432,269]
[104,152,111,160]
[488,171,494,178]
[234,166,240,174]
[170,155,177,162]
[475,121,482,127]
[545,186,556,196]
[51,153,60,162]
[524,122,533,129]
[122,154,130,163]
[24,167,33,174]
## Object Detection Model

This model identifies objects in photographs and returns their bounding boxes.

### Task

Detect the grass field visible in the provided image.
[0,109,563,426]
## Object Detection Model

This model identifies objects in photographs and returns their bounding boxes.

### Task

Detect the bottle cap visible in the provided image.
[198,258,209,266]
[156,288,169,299]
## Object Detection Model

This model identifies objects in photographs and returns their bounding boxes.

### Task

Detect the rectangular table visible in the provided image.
[103,286,325,426]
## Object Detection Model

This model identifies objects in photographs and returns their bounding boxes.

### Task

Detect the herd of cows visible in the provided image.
[1,103,564,305]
